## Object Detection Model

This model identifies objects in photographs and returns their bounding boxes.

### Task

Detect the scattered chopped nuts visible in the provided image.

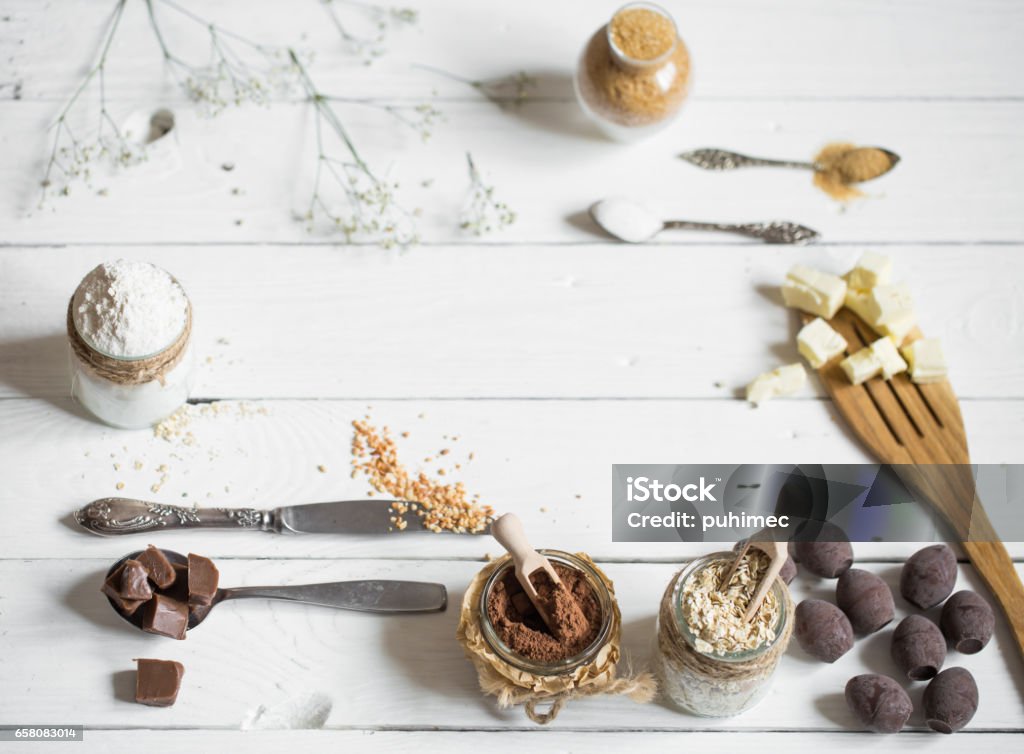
[351,419,493,534]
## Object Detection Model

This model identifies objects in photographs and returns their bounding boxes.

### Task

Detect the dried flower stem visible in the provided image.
[460,153,515,236]
[322,0,418,61]
[413,63,537,106]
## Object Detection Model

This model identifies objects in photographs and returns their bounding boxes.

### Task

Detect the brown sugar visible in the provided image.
[813,142,896,201]
[486,563,602,662]
[610,7,676,61]
[577,6,690,128]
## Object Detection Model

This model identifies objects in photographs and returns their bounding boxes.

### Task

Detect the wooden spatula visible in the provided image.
[804,307,1024,663]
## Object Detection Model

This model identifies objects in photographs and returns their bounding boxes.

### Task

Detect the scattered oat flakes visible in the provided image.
[317,465,327,473]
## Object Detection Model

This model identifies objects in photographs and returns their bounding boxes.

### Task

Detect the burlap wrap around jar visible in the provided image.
[456,551,656,724]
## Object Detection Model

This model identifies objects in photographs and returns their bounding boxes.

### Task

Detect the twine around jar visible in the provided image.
[657,568,794,685]
[66,298,192,387]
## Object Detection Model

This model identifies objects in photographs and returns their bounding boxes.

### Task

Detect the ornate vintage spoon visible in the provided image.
[105,548,448,632]
[678,147,901,174]
[589,197,819,245]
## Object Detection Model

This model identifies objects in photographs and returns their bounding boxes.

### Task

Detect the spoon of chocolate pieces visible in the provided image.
[102,546,448,638]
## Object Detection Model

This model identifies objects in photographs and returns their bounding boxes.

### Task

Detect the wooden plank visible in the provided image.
[13,730,1024,752]
[5,0,1024,101]
[1,558,1021,730]
[1,398,1022,561]
[2,244,1022,401]
[3,99,1024,245]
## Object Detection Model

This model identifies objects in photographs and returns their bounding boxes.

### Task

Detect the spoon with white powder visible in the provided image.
[589,197,819,245]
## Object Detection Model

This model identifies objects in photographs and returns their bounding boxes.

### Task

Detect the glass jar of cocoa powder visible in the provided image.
[479,550,614,675]
[653,552,793,717]
[574,2,691,140]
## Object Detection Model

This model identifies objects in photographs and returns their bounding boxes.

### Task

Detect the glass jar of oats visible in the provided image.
[574,2,691,140]
[653,551,793,717]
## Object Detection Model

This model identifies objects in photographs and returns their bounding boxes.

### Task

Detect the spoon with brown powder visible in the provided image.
[679,143,900,201]
[490,513,585,639]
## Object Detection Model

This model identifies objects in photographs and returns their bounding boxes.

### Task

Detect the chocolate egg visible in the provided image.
[940,590,995,654]
[844,674,913,734]
[924,667,978,734]
[794,537,854,578]
[836,569,894,635]
[901,544,957,609]
[780,555,797,585]
[891,615,946,680]
[795,599,854,663]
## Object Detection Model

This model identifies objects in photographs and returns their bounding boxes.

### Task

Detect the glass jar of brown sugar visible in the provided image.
[574,2,691,140]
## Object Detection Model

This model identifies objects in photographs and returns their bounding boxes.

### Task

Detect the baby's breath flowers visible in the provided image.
[144,0,299,117]
[41,0,142,203]
[414,65,537,106]
[322,0,419,63]
[291,50,419,247]
[460,153,516,236]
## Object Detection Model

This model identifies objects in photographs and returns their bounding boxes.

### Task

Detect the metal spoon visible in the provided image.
[104,549,447,632]
[589,197,819,245]
[678,147,901,175]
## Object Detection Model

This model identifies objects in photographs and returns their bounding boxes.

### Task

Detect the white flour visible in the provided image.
[72,260,188,358]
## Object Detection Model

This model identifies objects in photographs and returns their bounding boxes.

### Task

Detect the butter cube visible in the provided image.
[865,283,914,325]
[845,252,892,290]
[746,363,807,406]
[845,287,917,343]
[840,348,883,385]
[870,337,908,380]
[797,317,848,369]
[782,265,847,319]
[877,311,917,346]
[902,339,947,384]
[844,287,876,323]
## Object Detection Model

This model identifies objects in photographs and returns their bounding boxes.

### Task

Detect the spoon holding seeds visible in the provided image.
[721,538,789,621]
[589,197,819,245]
[678,146,900,176]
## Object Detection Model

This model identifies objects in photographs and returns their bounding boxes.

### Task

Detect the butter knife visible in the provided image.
[74,497,490,536]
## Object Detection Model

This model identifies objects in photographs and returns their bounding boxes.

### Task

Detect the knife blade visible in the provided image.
[74,497,491,536]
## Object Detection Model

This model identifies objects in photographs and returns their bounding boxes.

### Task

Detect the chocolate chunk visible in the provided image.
[845,674,913,733]
[795,599,854,663]
[836,568,894,635]
[901,544,957,610]
[143,594,189,640]
[187,553,219,606]
[891,614,946,681]
[134,658,184,707]
[162,563,190,603]
[136,545,177,589]
[924,667,979,733]
[940,590,995,654]
[119,559,154,601]
[101,564,146,616]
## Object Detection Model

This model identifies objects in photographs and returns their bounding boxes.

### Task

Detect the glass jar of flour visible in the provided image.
[68,260,195,429]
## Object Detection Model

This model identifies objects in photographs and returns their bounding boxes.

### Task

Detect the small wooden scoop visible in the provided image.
[490,513,562,635]
[721,538,789,622]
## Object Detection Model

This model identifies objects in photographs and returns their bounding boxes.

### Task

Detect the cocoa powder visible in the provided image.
[486,563,602,663]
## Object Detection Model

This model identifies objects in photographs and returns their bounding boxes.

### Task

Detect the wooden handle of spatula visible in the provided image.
[962,539,1024,661]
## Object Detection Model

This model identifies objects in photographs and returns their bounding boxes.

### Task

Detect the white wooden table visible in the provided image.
[1,0,1022,750]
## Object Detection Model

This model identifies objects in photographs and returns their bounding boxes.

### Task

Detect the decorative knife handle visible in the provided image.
[74,498,278,536]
